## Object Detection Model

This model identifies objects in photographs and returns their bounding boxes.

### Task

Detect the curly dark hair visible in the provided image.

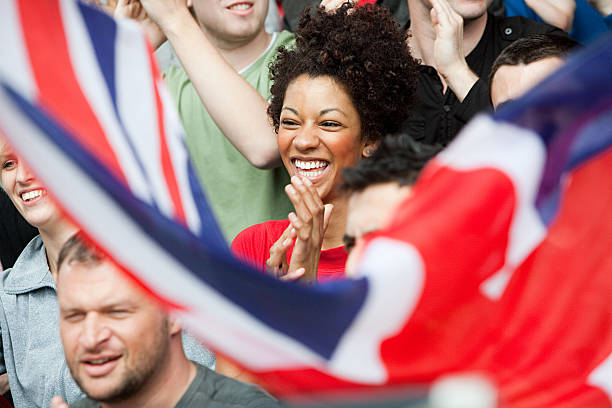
[267,3,419,142]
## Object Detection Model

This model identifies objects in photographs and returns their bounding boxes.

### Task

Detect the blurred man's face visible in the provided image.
[344,182,411,276]
[490,57,564,109]
[58,260,174,403]
[191,0,269,46]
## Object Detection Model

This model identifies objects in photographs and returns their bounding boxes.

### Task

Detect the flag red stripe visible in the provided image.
[146,45,186,224]
[17,0,127,184]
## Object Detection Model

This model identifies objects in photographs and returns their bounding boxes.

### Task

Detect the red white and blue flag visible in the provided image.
[1,1,612,406]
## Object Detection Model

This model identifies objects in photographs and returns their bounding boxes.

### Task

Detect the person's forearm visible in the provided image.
[161,11,281,169]
[525,0,575,32]
[440,63,479,103]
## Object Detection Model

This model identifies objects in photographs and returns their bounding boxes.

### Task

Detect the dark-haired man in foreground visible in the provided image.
[342,134,440,275]
[51,235,280,408]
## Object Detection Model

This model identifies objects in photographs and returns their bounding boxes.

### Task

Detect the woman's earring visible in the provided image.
[364,149,373,157]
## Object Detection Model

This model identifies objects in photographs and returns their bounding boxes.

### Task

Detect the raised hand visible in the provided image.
[429,0,478,101]
[114,0,166,49]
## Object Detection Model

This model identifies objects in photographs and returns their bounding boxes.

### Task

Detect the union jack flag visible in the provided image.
[1,1,612,407]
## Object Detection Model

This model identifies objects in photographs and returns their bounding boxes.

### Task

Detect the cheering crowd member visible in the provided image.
[115,0,295,242]
[231,3,419,283]
[403,0,566,145]
[51,235,280,408]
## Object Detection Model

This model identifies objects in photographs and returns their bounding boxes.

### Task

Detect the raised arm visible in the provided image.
[524,0,576,32]
[120,0,282,169]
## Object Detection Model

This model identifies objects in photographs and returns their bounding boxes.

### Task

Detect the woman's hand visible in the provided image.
[285,176,333,283]
[266,176,333,283]
[115,0,166,49]
[266,222,305,281]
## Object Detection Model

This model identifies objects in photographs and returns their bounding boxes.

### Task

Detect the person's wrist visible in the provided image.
[157,6,193,39]
[439,59,469,81]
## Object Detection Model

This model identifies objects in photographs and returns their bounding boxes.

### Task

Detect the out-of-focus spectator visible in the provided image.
[341,134,440,275]
[0,140,214,408]
[402,0,566,146]
[504,0,609,44]
[489,33,580,109]
[115,0,294,242]
[51,234,280,408]
[232,4,420,283]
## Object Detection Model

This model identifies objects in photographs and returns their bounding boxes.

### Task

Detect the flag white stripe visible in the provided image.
[59,0,153,203]
[437,116,548,299]
[331,238,425,383]
[157,80,203,233]
[0,1,37,101]
[115,19,175,217]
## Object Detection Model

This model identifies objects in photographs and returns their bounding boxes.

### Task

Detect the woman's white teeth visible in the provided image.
[228,3,251,10]
[295,160,328,170]
[22,190,42,202]
[298,169,324,178]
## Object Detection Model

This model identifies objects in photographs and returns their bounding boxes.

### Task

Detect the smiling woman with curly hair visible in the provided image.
[232,3,420,283]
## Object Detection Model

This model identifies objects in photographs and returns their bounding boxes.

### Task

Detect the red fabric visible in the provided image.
[232,220,346,282]
[357,0,376,5]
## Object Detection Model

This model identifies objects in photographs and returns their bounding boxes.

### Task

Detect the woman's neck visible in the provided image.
[322,194,348,251]
[38,219,77,281]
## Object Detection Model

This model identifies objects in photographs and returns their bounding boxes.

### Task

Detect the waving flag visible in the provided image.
[1,1,612,406]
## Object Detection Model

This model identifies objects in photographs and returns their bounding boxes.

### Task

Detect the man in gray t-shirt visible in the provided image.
[50,235,279,408]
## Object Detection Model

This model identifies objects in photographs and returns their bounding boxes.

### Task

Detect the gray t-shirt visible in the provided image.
[71,363,282,408]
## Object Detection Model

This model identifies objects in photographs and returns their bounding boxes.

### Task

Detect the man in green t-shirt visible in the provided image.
[115,0,294,241]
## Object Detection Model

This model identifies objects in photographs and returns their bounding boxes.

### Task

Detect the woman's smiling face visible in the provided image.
[277,75,375,204]
[0,140,60,230]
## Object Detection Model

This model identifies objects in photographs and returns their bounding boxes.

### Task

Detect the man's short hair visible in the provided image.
[489,33,580,88]
[57,233,104,273]
[341,133,441,193]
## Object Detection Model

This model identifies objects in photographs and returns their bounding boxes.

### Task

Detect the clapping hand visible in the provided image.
[266,176,333,284]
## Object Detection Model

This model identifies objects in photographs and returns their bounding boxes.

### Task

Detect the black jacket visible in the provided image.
[0,193,37,269]
[404,14,566,146]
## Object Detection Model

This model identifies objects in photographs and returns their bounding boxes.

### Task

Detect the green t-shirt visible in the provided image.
[165,31,295,242]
